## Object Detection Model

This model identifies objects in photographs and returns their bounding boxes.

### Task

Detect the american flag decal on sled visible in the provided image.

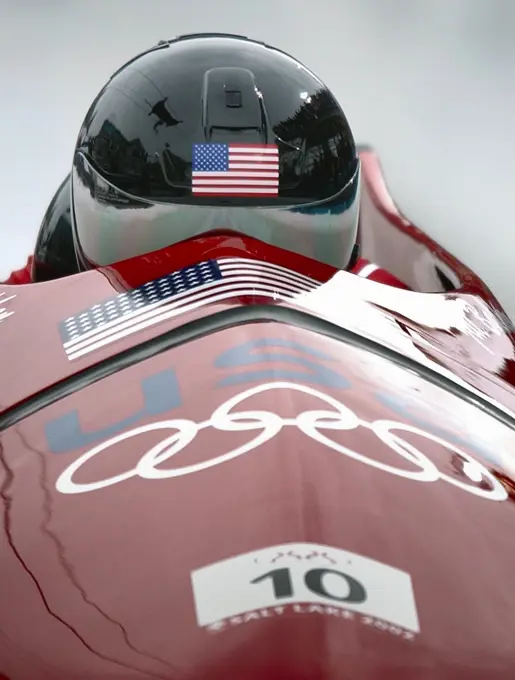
[58,258,320,361]
[192,143,279,196]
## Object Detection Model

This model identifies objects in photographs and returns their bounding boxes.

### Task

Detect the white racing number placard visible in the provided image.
[191,542,420,634]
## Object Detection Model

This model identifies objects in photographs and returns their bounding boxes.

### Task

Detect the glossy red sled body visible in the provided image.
[1,148,514,679]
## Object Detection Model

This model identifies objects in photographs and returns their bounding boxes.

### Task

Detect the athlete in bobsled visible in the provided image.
[4,33,406,289]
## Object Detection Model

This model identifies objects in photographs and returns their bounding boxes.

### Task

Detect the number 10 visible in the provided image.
[251,567,367,603]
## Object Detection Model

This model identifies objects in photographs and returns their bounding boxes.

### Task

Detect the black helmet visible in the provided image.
[71,33,360,271]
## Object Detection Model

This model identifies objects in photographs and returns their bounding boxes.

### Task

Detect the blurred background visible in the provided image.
[1,0,514,315]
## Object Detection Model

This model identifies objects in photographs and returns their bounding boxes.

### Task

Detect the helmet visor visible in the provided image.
[72,153,360,270]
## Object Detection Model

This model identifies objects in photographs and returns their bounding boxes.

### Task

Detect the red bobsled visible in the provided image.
[0,148,515,679]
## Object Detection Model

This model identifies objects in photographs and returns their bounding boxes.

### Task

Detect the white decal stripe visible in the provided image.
[229,147,278,155]
[219,258,320,287]
[227,163,278,170]
[217,269,314,292]
[227,155,278,163]
[193,187,277,194]
[218,265,316,290]
[192,179,278,186]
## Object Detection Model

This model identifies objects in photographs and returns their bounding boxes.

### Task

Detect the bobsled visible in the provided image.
[1,147,515,679]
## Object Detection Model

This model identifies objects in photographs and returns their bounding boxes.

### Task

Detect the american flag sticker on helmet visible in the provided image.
[192,143,279,196]
[58,258,320,361]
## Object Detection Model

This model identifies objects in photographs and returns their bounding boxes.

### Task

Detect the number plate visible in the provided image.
[191,542,419,633]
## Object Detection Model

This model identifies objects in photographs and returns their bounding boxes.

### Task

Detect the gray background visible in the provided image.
[1,0,514,315]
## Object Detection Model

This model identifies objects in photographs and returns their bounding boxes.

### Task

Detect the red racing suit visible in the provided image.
[3,255,410,290]
[3,256,34,285]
